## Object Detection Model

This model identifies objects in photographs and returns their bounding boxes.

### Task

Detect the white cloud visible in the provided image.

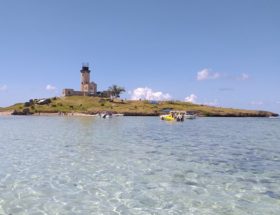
[239,73,249,81]
[250,101,264,106]
[46,84,56,91]
[197,68,220,81]
[130,87,171,101]
[0,85,7,91]
[184,93,218,106]
[185,94,198,103]
[197,68,250,82]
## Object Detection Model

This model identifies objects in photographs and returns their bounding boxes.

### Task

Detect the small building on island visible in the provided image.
[63,64,97,96]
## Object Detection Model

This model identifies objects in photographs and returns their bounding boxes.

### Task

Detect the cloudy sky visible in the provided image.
[0,0,279,113]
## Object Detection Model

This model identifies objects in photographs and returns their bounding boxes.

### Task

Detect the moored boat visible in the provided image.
[99,111,113,118]
[99,112,124,118]
[160,111,185,122]
[185,111,197,119]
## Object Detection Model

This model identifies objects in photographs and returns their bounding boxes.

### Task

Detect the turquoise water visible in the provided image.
[0,116,279,215]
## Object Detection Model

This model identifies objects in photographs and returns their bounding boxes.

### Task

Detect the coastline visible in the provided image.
[1,96,278,118]
[0,110,278,118]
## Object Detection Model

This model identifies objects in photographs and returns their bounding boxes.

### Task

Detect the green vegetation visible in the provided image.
[107,85,125,98]
[1,96,278,117]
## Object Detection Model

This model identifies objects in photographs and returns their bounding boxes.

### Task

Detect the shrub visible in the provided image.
[22,108,30,114]
[24,102,31,107]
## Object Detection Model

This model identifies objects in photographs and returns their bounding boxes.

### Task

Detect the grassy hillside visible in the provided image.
[1,96,278,117]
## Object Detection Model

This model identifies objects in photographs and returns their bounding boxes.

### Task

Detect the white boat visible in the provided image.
[99,112,124,118]
[100,112,113,118]
[185,112,197,119]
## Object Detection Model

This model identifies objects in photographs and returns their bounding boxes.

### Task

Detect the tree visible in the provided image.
[108,85,125,98]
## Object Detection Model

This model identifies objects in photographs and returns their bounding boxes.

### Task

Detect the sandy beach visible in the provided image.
[0,111,98,117]
[0,111,13,116]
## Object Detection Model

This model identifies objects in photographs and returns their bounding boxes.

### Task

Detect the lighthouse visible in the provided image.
[80,64,97,95]
[62,63,97,96]
[80,63,91,92]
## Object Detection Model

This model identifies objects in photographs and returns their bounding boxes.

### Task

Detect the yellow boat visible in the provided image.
[160,114,175,121]
[160,111,185,122]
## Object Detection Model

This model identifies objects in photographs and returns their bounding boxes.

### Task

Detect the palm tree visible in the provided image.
[108,85,125,98]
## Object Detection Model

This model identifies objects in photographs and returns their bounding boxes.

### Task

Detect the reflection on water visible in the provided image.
[0,116,280,214]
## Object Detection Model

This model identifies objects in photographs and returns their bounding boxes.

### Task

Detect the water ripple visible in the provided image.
[0,116,280,214]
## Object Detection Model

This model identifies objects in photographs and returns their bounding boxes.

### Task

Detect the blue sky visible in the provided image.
[0,0,279,113]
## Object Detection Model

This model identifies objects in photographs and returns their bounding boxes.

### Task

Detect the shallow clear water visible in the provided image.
[0,116,279,215]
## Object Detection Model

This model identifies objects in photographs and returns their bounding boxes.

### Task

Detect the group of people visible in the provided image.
[171,112,184,121]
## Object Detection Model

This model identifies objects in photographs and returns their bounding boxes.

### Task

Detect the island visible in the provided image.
[0,96,278,117]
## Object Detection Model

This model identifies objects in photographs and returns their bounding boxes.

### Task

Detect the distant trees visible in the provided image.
[107,85,125,98]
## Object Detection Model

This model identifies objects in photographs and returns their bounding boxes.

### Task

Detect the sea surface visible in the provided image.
[0,116,279,215]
